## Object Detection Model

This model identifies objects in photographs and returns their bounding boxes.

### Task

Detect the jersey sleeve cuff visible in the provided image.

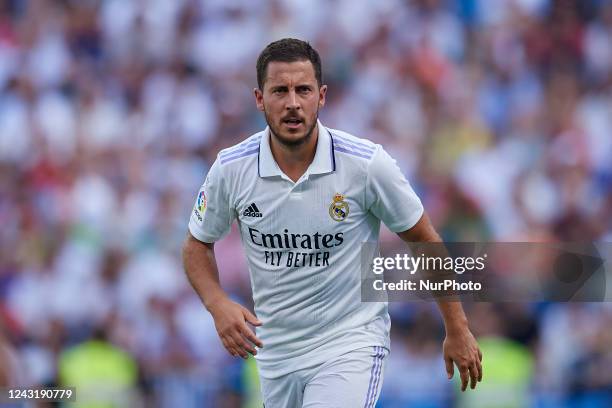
[386,205,424,233]
[188,223,219,244]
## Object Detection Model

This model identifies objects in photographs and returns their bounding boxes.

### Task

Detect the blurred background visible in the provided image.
[0,0,611,406]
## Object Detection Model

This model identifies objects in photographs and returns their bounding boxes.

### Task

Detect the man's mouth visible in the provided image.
[283,117,303,129]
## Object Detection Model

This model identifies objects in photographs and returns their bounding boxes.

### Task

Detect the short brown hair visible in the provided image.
[256,38,322,89]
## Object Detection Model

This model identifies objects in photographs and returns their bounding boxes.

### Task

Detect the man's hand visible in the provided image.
[443,327,482,391]
[208,297,263,359]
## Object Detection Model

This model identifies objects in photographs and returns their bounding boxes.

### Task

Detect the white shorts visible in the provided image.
[260,346,388,408]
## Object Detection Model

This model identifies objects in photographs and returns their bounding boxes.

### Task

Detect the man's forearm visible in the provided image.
[397,214,470,334]
[436,300,469,334]
[182,233,228,310]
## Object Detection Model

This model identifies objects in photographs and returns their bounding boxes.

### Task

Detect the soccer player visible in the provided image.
[183,38,482,407]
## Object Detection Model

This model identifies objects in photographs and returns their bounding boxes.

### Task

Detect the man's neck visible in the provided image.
[270,126,319,183]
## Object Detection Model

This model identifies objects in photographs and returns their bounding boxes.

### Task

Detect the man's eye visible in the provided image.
[298,87,311,94]
[273,89,285,94]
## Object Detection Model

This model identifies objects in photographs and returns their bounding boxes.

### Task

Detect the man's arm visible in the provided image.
[397,213,483,391]
[182,233,263,359]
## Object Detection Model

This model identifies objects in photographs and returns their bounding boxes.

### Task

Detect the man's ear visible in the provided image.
[318,84,327,108]
[254,88,264,111]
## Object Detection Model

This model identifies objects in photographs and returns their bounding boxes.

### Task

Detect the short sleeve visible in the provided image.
[365,146,424,232]
[188,157,235,243]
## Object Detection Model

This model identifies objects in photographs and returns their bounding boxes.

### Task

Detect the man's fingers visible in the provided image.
[226,335,248,359]
[459,366,469,392]
[469,364,478,389]
[224,336,240,357]
[476,357,483,382]
[221,337,237,357]
[237,335,257,356]
[242,308,263,326]
[445,357,454,379]
[478,349,482,362]
[230,331,257,357]
[241,324,263,349]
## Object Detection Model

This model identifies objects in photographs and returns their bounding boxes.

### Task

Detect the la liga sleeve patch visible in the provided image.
[193,189,207,225]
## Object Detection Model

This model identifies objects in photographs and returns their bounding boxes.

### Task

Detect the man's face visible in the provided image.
[255,60,327,147]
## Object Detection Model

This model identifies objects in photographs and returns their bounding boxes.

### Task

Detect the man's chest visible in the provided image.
[231,176,368,267]
[233,175,365,233]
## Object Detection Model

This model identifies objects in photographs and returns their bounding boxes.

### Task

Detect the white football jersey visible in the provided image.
[188,120,423,378]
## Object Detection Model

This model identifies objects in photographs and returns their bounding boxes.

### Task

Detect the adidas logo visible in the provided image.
[243,203,262,218]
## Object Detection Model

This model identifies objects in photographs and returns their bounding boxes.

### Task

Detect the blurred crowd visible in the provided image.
[0,0,611,406]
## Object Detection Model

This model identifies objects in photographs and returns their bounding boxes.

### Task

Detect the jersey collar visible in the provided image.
[258,120,336,178]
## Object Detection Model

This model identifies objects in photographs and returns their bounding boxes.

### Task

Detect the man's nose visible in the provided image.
[286,90,300,110]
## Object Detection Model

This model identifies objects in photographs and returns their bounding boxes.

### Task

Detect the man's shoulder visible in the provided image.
[217,131,264,166]
[326,127,380,163]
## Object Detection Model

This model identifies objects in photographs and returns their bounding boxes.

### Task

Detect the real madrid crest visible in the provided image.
[329,193,349,222]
